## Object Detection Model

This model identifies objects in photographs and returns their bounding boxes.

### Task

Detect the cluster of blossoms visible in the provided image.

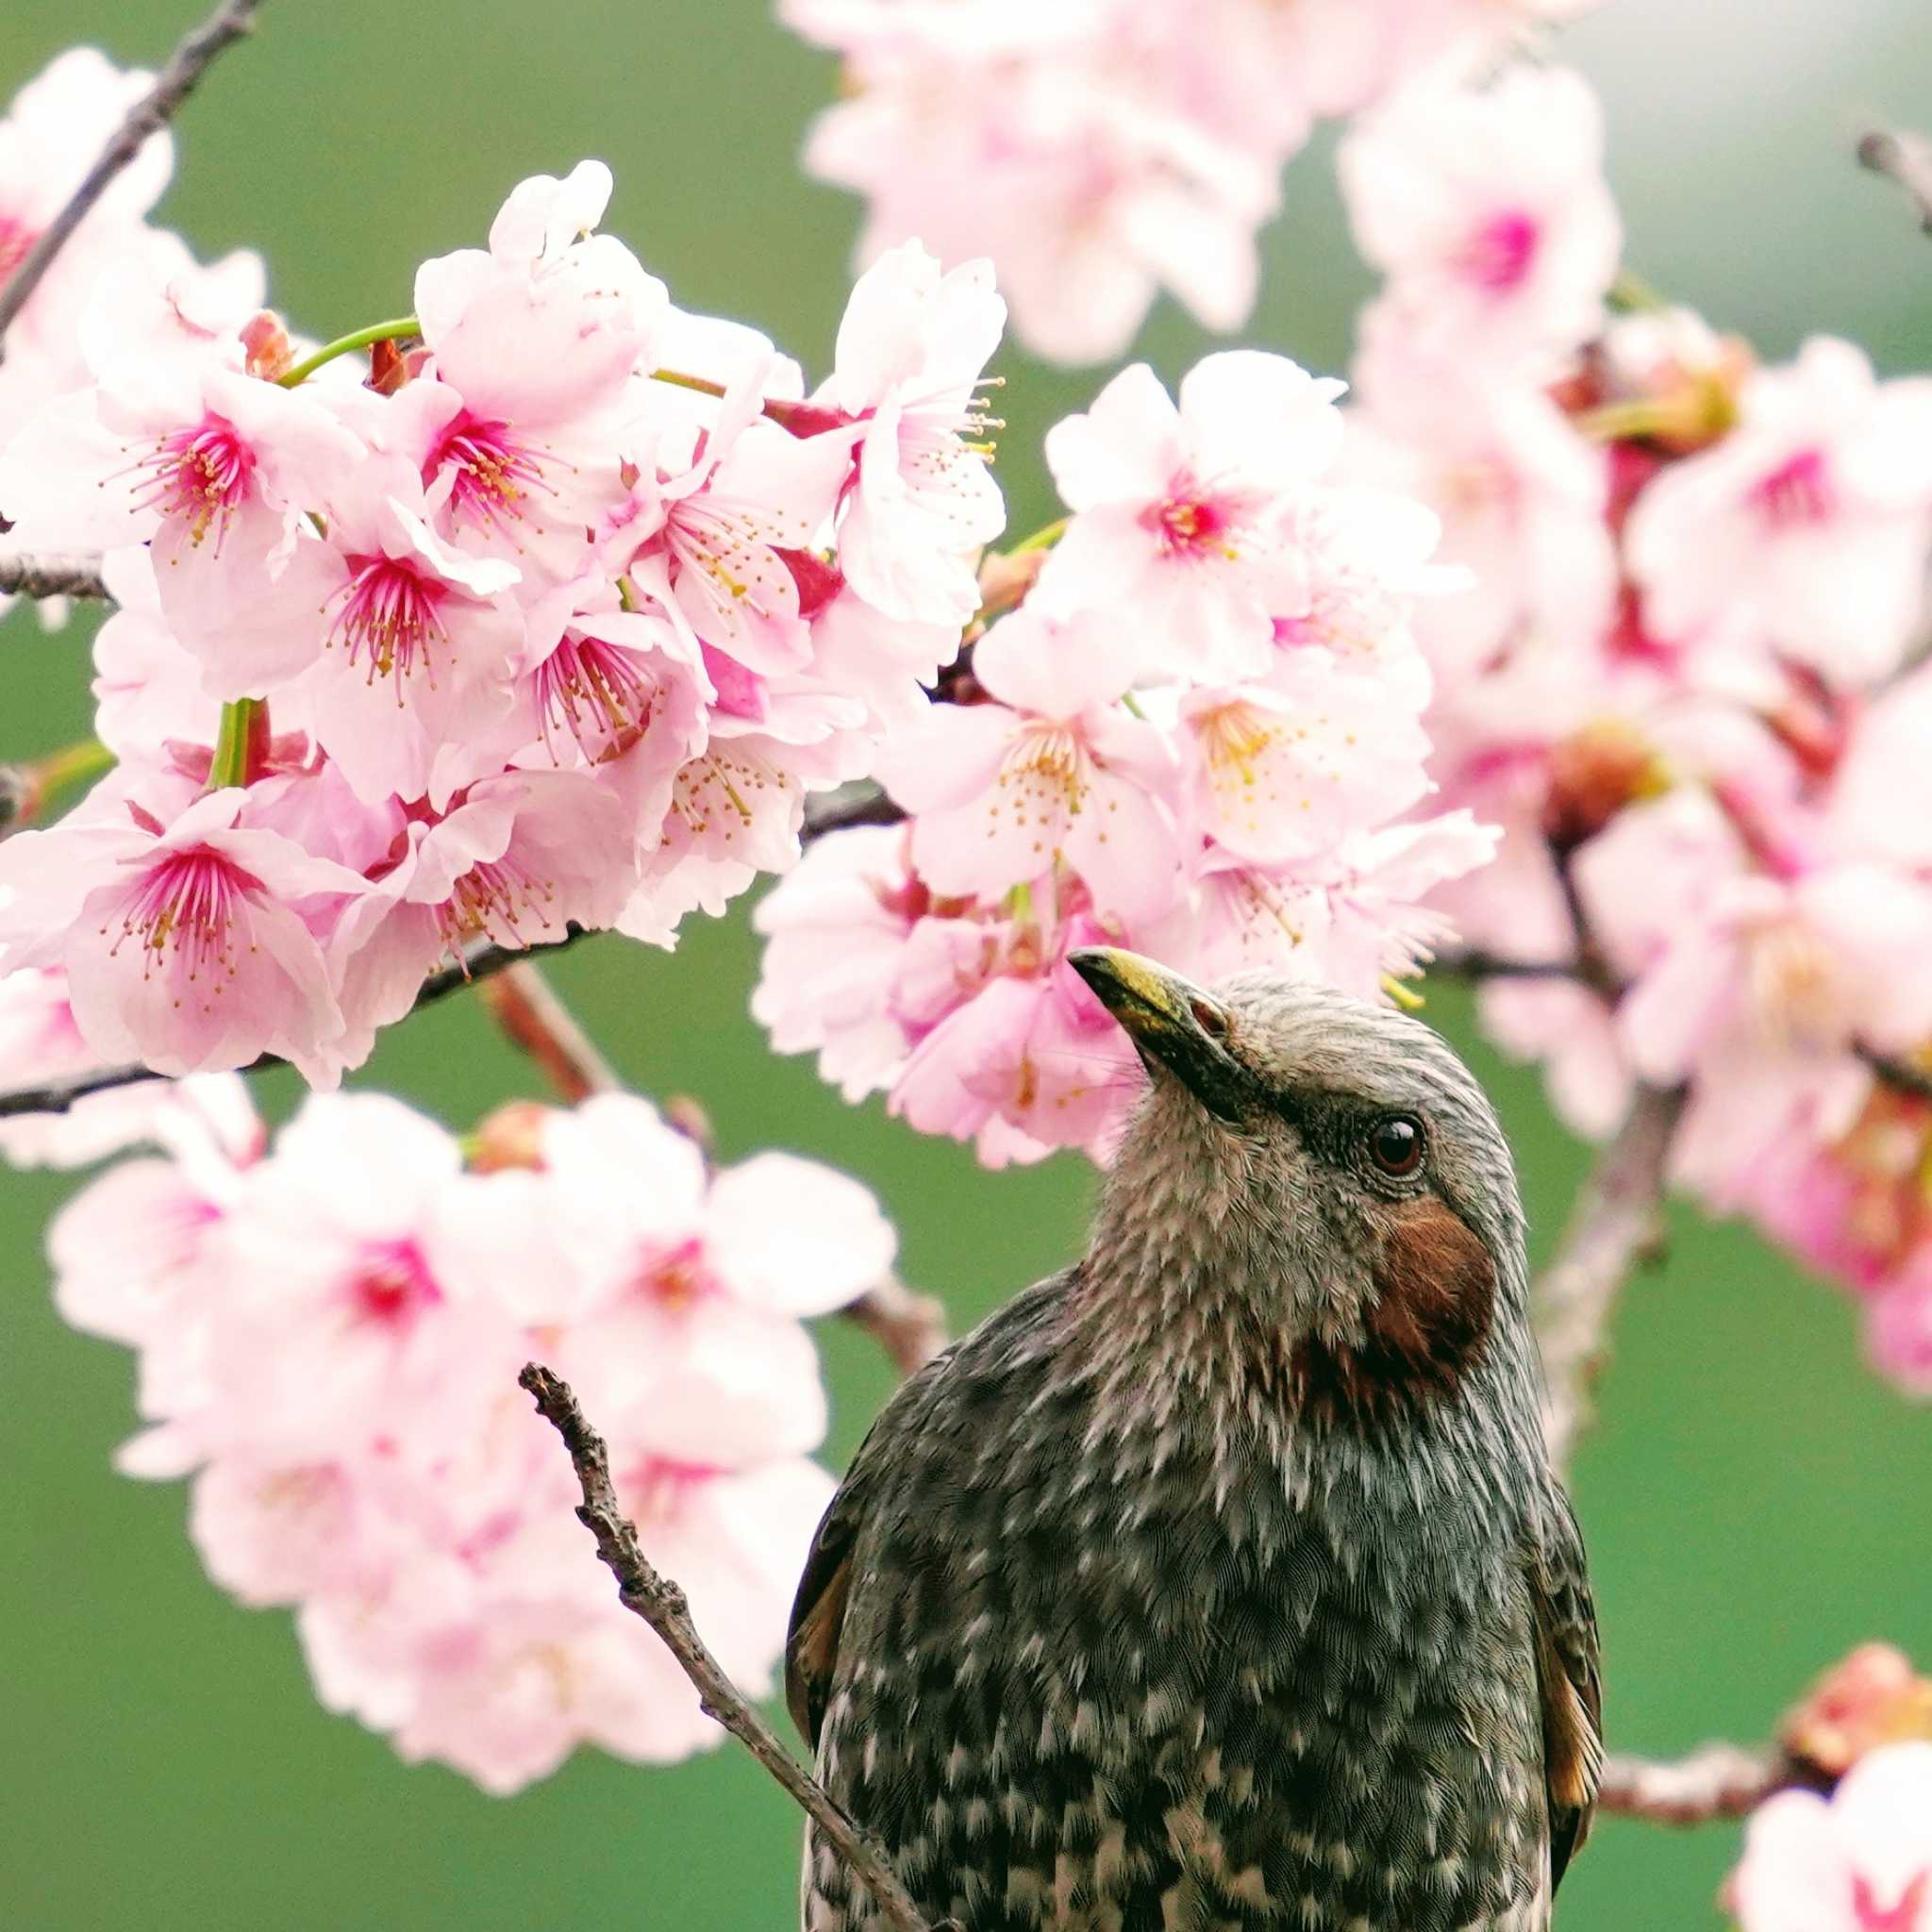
[754,348,1494,1164]
[44,1078,893,1790]
[0,139,1016,1087]
[1731,1647,1932,1932]
[782,0,1602,362]
[1326,57,1932,1392]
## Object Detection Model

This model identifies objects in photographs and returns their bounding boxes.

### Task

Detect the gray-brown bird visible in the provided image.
[789,949,1602,1932]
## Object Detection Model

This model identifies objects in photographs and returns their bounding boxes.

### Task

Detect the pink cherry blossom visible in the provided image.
[326,768,637,1071]
[821,240,1007,627]
[1627,339,1932,686]
[1036,353,1347,681]
[1340,63,1621,368]
[0,787,363,1083]
[1732,1743,1932,1932]
[0,964,258,1170]
[874,608,1182,921]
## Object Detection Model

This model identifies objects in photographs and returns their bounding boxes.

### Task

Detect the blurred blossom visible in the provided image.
[1731,1743,1932,1932]
[46,1086,890,1792]
[781,0,1607,362]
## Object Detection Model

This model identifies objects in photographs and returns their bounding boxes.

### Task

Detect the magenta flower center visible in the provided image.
[108,843,257,987]
[326,557,450,688]
[534,632,657,762]
[433,851,558,956]
[1148,488,1237,559]
[430,411,552,539]
[119,414,257,551]
[1461,208,1541,292]
[1853,1871,1927,1932]
[1751,447,1838,529]
[348,1237,442,1328]
[632,1236,716,1310]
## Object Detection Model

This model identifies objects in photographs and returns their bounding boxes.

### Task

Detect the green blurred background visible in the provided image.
[4,1,1930,1924]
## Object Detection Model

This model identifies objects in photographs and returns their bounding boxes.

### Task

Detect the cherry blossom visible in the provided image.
[1627,339,1932,686]
[44,1080,894,1792]
[0,787,363,1083]
[1732,1743,1932,1932]
[1340,62,1621,369]
[1035,352,1348,681]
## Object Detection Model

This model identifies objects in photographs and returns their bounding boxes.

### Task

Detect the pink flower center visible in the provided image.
[1147,490,1237,558]
[433,850,558,956]
[633,1236,716,1310]
[107,843,257,987]
[1751,447,1838,529]
[430,411,552,540]
[0,214,40,284]
[1461,208,1541,292]
[534,632,658,762]
[1853,1871,1927,1932]
[347,1237,441,1328]
[115,414,256,551]
[325,557,450,689]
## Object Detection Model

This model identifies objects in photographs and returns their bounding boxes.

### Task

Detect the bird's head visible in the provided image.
[1070,946,1528,1413]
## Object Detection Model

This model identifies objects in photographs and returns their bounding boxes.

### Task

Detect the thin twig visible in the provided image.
[1598,1743,1787,1825]
[0,0,268,347]
[840,1276,949,1377]
[1535,1084,1688,1470]
[0,555,111,602]
[1862,1046,1932,1108]
[0,781,898,1121]
[477,960,621,1104]
[518,1364,944,1932]
[1857,128,1932,236]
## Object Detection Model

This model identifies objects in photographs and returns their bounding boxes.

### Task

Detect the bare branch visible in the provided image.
[0,555,110,602]
[1599,1742,1787,1825]
[1431,950,1580,982]
[0,0,268,348]
[1535,1083,1688,1470]
[1858,127,1932,236]
[477,960,621,1104]
[1862,1045,1932,1108]
[840,1276,949,1377]
[519,1364,945,1932]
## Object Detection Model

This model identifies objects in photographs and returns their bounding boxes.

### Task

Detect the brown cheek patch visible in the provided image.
[1291,1194,1496,1419]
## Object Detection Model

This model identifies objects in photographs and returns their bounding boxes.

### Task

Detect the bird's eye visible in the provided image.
[1365,1113,1424,1179]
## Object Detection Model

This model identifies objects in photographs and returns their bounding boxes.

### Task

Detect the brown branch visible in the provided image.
[0,555,111,602]
[1598,1742,1787,1825]
[1863,1046,1932,1108]
[1858,127,1932,236]
[518,1364,946,1932]
[477,960,620,1104]
[840,1276,948,1377]
[0,0,268,348]
[1534,1083,1688,1470]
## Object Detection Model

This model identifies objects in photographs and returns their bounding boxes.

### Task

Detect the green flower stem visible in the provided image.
[1607,268,1668,315]
[208,697,269,789]
[648,365,729,402]
[28,738,114,815]
[278,317,422,389]
[1009,515,1070,554]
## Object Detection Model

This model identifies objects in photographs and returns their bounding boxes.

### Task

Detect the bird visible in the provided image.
[788,947,1602,1932]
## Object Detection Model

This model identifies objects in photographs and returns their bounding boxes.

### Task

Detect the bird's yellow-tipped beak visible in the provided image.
[1068,947,1249,1123]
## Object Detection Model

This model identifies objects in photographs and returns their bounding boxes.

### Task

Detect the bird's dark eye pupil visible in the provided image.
[1367,1114,1424,1177]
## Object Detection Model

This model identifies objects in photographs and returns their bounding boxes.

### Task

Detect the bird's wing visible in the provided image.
[785,1327,963,1748]
[784,1267,1076,1751]
[1526,1477,1604,1893]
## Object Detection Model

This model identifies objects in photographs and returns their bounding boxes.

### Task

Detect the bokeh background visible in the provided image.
[4,1,1931,1924]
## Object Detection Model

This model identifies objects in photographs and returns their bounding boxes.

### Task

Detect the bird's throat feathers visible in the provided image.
[1074,1084,1515,1440]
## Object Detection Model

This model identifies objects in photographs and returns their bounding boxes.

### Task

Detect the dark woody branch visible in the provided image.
[519,1364,950,1932]
[1857,127,1932,235]
[0,0,268,347]
[0,555,111,601]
